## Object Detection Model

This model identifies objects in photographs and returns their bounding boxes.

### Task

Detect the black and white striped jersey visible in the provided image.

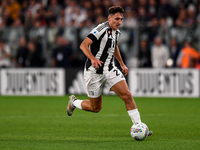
[85,21,121,74]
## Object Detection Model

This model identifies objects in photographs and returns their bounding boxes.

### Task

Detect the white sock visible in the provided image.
[73,100,83,110]
[127,108,141,124]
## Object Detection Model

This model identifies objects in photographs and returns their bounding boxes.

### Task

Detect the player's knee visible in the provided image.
[94,108,101,113]
[91,106,102,113]
[121,90,132,101]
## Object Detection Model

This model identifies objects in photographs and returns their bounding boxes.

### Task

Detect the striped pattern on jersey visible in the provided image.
[85,21,120,74]
[96,23,107,32]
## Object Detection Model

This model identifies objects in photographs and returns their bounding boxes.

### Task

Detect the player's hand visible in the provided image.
[121,64,129,76]
[91,58,103,70]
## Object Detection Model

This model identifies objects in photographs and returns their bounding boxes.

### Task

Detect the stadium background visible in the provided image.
[0,1,200,150]
[0,0,200,97]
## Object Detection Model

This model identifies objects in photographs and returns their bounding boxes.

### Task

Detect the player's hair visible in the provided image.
[108,6,124,15]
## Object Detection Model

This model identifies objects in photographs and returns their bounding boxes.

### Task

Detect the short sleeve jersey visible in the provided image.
[85,21,121,74]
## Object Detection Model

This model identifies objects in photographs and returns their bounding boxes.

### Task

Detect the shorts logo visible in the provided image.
[94,31,97,34]
[89,91,94,96]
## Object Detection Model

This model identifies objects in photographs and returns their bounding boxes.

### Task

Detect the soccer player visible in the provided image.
[67,6,152,136]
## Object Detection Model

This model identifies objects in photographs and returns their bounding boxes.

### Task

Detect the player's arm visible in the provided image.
[114,45,128,76]
[80,37,103,69]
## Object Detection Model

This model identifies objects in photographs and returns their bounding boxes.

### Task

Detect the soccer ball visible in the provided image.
[130,122,149,141]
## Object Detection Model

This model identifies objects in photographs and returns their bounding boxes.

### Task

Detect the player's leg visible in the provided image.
[80,95,102,112]
[67,70,104,116]
[67,95,102,116]
[111,80,136,110]
[111,80,153,136]
[110,80,141,124]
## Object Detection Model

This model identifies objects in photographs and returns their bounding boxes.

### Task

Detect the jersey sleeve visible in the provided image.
[87,23,108,42]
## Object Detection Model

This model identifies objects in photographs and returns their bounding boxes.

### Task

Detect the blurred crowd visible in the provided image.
[0,0,200,69]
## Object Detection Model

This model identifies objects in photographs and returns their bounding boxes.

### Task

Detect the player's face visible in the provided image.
[108,13,123,30]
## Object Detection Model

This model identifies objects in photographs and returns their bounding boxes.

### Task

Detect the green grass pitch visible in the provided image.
[0,95,200,150]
